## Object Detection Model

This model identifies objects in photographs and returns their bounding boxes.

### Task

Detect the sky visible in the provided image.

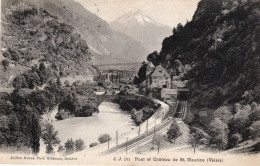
[74,0,200,28]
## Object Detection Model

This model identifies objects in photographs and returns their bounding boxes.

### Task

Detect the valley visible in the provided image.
[0,0,260,165]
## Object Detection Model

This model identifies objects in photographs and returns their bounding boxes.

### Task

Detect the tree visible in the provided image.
[151,134,164,154]
[0,100,14,115]
[75,139,85,152]
[228,106,251,138]
[229,133,242,148]
[57,145,65,153]
[31,112,41,154]
[2,60,9,70]
[56,78,62,87]
[23,71,41,89]
[41,123,61,154]
[131,109,143,125]
[183,110,194,124]
[213,106,232,123]
[188,131,203,154]
[167,120,182,144]
[209,118,229,152]
[249,121,260,139]
[89,142,98,148]
[97,82,103,87]
[39,62,46,71]
[64,80,70,87]
[249,105,260,121]
[147,51,160,66]
[13,75,28,89]
[65,139,75,155]
[176,23,183,31]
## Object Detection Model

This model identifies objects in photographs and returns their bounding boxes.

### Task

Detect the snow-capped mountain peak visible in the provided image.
[115,10,158,25]
[110,10,172,52]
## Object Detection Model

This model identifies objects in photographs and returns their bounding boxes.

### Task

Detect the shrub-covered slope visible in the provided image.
[158,0,260,108]
[25,0,148,64]
[1,0,96,86]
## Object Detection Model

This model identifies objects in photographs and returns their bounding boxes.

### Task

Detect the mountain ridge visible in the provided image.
[25,0,149,64]
[150,0,260,108]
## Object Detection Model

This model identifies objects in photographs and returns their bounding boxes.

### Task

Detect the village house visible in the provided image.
[146,65,171,90]
[144,63,189,102]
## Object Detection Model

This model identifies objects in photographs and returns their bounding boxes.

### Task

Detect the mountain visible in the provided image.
[25,0,148,64]
[110,10,172,53]
[151,0,260,108]
[1,0,96,87]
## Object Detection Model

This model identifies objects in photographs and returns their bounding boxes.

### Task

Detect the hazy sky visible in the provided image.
[74,0,200,28]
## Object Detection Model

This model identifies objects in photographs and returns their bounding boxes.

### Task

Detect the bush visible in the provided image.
[2,60,9,70]
[64,139,75,155]
[213,106,233,123]
[228,106,251,138]
[89,142,98,148]
[249,105,260,121]
[64,80,70,87]
[249,121,260,139]
[131,109,143,125]
[98,134,112,144]
[75,139,85,152]
[229,133,242,148]
[57,145,65,153]
[183,110,194,124]
[167,120,182,144]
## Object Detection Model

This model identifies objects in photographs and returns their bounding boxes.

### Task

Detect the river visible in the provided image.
[52,102,136,147]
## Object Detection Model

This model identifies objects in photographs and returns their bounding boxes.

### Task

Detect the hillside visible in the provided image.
[110,10,172,52]
[25,0,148,64]
[156,0,260,108]
[1,0,98,87]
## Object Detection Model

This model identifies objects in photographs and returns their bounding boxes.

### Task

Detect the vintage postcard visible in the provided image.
[0,0,260,165]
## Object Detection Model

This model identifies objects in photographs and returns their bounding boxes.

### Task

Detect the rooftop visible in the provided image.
[150,65,170,77]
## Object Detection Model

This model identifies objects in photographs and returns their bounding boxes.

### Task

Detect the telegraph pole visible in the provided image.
[161,112,164,123]
[125,138,128,154]
[154,117,156,135]
[116,130,118,146]
[138,125,140,136]
[108,138,110,149]
[146,120,148,133]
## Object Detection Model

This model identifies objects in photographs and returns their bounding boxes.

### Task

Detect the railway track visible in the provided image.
[102,118,173,155]
[102,100,188,155]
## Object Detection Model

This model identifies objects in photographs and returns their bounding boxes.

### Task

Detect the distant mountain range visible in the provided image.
[25,0,149,64]
[110,10,172,53]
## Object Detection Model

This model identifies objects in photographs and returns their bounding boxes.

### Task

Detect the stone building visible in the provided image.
[146,65,171,90]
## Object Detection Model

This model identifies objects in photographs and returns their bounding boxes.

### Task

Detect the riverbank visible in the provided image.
[52,102,136,147]
[113,92,161,125]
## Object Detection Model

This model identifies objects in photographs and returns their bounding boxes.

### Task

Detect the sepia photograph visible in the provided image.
[0,0,260,165]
